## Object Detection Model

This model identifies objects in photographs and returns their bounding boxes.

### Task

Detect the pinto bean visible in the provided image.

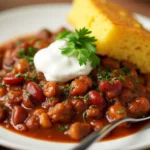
[128,97,150,118]
[67,122,91,140]
[14,59,30,73]
[78,75,92,89]
[43,82,59,98]
[70,79,88,96]
[12,106,28,125]
[48,102,73,123]
[72,99,87,114]
[107,105,127,122]
[39,113,52,128]
[86,107,102,119]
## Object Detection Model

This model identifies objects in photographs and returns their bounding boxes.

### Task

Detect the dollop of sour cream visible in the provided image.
[34,39,92,82]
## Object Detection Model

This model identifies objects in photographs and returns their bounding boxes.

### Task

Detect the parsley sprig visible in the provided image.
[57,28,100,68]
[17,47,37,66]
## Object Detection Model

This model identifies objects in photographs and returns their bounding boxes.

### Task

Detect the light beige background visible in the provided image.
[0,0,150,17]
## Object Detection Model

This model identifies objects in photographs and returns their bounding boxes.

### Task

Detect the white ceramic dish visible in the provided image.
[0,3,150,150]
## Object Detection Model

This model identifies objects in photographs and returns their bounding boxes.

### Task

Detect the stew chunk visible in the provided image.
[48,102,73,123]
[67,122,91,140]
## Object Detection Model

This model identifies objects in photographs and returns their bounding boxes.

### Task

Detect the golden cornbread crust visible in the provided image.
[68,0,150,73]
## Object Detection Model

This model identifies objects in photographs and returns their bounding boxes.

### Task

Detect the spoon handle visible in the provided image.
[71,117,150,150]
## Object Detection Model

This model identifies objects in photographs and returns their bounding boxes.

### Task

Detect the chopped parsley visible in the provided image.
[15,73,21,78]
[122,67,131,77]
[84,94,89,101]
[58,125,69,132]
[135,78,139,84]
[0,83,4,87]
[118,75,124,82]
[17,47,37,66]
[82,111,87,123]
[26,91,31,97]
[117,109,125,114]
[23,73,36,82]
[73,96,83,99]
[57,28,100,68]
[0,105,6,110]
[49,97,55,102]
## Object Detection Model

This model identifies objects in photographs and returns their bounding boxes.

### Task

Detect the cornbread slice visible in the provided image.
[68,0,150,73]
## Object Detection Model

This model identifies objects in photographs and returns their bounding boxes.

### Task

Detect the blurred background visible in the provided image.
[0,0,150,17]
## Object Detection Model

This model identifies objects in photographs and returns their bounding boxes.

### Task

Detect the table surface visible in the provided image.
[0,0,150,150]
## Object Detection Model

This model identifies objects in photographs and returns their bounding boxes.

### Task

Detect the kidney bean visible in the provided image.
[88,90,105,107]
[99,80,122,99]
[12,106,28,125]
[26,82,45,103]
[70,79,88,96]
[37,29,52,40]
[101,57,120,69]
[3,74,24,85]
[26,115,40,130]
[22,90,35,109]
[121,61,136,69]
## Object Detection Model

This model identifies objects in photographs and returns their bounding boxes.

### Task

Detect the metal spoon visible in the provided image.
[71,116,150,150]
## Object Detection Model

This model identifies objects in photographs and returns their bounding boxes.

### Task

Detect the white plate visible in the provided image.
[0,4,150,150]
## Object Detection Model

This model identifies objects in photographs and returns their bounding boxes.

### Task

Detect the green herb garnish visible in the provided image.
[84,94,89,101]
[0,105,6,110]
[17,47,37,66]
[58,125,69,132]
[118,75,124,82]
[49,97,55,102]
[0,83,4,87]
[57,28,100,68]
[82,111,87,123]
[135,78,139,84]
[15,73,21,78]
[117,109,125,114]
[122,67,131,77]
[26,91,31,97]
